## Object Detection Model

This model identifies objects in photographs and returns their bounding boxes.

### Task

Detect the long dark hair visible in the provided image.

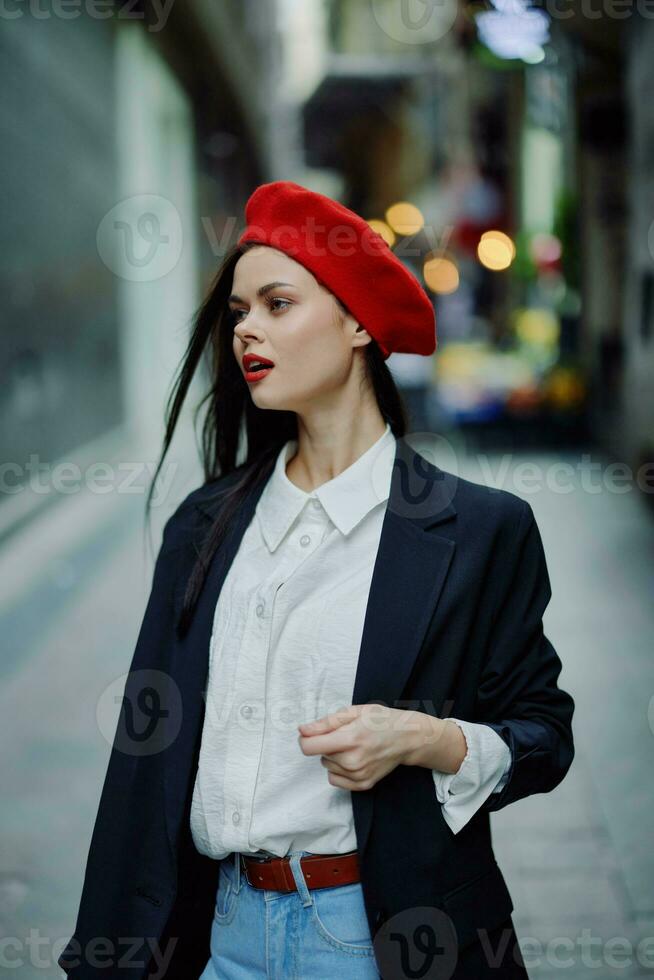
[147,240,409,637]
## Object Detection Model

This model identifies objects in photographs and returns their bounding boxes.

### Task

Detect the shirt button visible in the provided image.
[311,498,321,509]
[232,811,241,825]
[240,705,253,718]
[256,602,265,617]
[299,534,311,547]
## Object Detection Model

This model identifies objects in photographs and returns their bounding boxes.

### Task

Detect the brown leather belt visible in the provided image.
[239,850,360,892]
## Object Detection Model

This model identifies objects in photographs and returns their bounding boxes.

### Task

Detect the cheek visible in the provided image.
[287,357,349,407]
[283,316,346,368]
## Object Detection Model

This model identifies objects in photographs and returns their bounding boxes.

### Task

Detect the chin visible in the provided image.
[250,392,291,412]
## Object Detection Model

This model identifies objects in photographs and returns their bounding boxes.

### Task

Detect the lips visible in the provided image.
[243,352,275,382]
[243,353,275,371]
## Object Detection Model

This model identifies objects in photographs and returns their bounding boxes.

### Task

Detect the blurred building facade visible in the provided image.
[543,15,653,483]
[622,20,654,485]
[1,0,302,540]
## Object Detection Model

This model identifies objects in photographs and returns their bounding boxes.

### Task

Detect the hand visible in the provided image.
[297,704,431,792]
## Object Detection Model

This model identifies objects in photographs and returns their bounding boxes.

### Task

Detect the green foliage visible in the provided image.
[552,187,580,290]
[511,229,537,282]
[471,38,525,71]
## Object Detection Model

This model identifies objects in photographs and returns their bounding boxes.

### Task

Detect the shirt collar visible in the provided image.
[256,423,396,553]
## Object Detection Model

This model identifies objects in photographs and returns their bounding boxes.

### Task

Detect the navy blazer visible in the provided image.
[59,436,575,978]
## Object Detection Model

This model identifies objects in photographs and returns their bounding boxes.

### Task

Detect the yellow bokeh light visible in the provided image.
[514,308,559,347]
[367,219,396,247]
[385,202,424,236]
[480,229,516,259]
[477,235,513,270]
[423,254,459,294]
[544,367,586,408]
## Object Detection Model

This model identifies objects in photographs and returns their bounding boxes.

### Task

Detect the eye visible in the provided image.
[268,297,291,312]
[229,297,291,323]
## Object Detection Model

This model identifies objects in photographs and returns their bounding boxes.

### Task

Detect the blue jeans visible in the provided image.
[198,850,380,979]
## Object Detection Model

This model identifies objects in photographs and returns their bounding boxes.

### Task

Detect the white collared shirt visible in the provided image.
[189,423,511,857]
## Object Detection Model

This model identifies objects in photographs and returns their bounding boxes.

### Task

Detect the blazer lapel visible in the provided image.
[163,437,457,866]
[351,436,457,856]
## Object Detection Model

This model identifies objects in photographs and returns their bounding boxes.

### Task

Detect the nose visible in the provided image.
[233,313,265,346]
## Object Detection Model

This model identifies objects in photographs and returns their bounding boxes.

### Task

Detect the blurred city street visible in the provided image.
[1,448,653,978]
[2,0,654,977]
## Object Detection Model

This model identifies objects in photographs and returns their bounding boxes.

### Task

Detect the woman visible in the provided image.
[59,182,575,980]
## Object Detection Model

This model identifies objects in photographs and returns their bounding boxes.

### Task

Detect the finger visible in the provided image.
[326,770,371,791]
[321,755,366,779]
[297,704,359,734]
[320,755,353,776]
[297,727,353,757]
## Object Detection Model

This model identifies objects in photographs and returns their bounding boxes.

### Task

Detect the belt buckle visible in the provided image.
[241,858,253,887]
[240,853,270,887]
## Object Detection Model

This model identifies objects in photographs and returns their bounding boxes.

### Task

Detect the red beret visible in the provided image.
[237,180,436,359]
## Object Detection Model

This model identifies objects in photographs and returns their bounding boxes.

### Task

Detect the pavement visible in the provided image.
[1,445,653,979]
[458,447,654,980]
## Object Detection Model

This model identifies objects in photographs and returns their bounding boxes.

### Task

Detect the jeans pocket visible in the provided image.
[213,863,238,925]
[310,881,375,956]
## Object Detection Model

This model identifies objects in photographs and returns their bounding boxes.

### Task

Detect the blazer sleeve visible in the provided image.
[476,498,575,813]
[58,507,182,975]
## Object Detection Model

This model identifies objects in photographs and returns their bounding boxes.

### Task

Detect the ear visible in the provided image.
[350,322,374,350]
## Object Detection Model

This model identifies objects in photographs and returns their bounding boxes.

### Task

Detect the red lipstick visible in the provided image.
[243,352,275,383]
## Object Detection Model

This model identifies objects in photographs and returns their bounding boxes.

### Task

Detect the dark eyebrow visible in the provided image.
[228,281,297,305]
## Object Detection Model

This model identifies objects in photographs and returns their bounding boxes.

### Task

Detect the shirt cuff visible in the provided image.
[432,718,512,834]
